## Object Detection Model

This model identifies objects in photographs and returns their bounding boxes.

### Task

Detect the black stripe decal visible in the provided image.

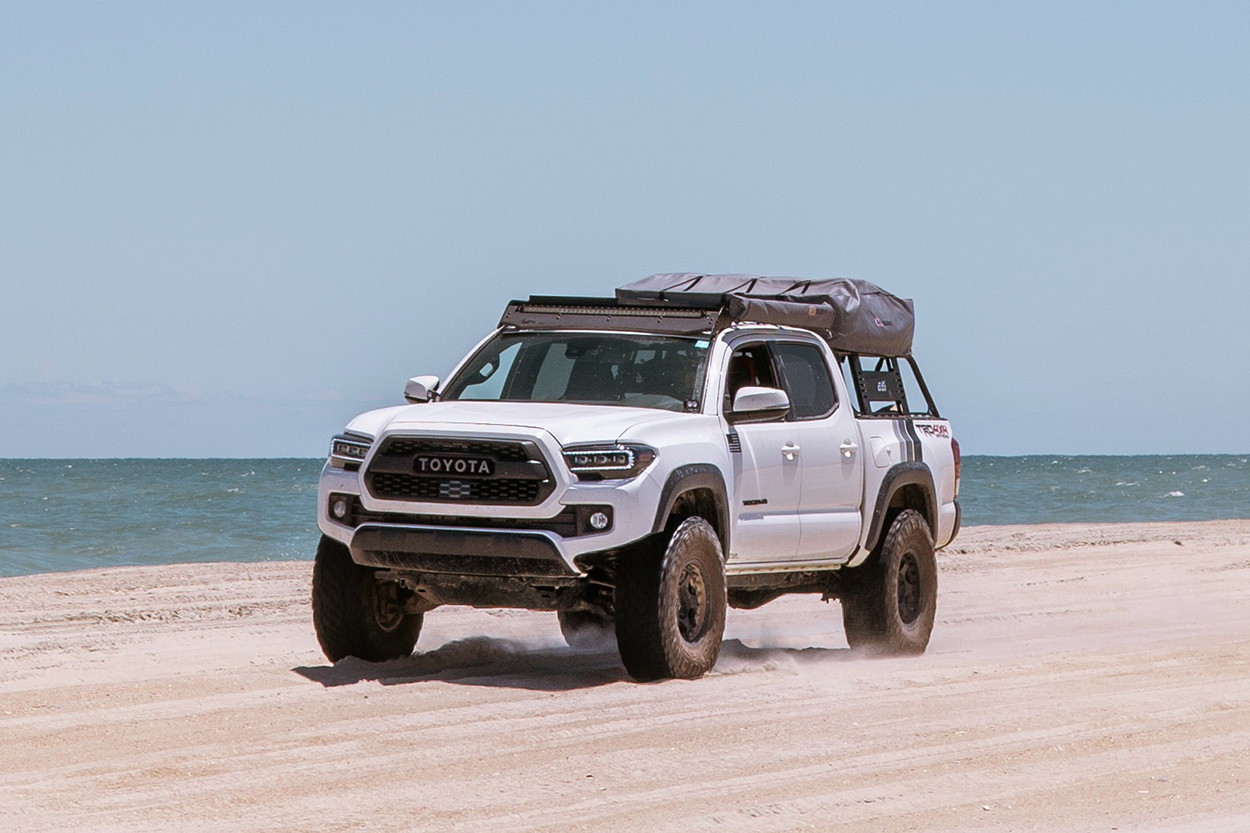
[902,419,924,463]
[892,419,913,462]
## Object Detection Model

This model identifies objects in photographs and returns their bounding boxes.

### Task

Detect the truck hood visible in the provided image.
[345,401,693,446]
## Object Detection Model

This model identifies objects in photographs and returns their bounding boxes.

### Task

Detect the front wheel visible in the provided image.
[311,535,423,662]
[841,509,937,655]
[614,517,727,681]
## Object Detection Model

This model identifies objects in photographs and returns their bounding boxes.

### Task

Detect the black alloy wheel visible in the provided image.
[840,509,937,656]
[614,516,727,681]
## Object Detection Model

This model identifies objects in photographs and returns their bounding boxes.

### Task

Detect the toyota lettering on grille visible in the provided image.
[414,456,494,476]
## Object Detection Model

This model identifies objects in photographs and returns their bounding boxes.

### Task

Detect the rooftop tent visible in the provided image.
[616,273,916,356]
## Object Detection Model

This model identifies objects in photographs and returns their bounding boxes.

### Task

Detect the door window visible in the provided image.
[773,342,837,420]
[723,344,779,410]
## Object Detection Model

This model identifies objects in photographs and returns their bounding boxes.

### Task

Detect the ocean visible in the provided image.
[1,455,1247,578]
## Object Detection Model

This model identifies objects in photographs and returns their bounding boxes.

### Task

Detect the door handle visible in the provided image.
[782,442,800,460]
[840,440,858,458]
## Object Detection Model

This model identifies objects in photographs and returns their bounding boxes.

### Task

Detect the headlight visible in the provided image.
[562,443,656,481]
[328,433,373,469]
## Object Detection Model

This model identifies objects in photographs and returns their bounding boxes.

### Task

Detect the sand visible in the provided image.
[2,521,1249,832]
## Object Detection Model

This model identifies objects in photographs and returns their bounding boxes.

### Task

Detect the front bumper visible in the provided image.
[350,524,576,578]
[318,455,664,576]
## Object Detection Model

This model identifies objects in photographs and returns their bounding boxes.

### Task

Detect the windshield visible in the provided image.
[442,332,710,412]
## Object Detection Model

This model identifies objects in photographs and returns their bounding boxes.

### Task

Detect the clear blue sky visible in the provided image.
[2,2,1248,457]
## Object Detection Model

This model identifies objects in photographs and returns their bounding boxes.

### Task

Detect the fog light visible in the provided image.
[331,497,349,519]
[574,505,613,535]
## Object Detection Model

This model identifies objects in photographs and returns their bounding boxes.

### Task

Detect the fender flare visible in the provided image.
[651,464,731,552]
[864,462,937,552]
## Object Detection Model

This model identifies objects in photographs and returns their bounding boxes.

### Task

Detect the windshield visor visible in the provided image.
[442,332,710,412]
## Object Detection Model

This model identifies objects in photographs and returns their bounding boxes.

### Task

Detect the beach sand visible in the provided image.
[2,521,1248,832]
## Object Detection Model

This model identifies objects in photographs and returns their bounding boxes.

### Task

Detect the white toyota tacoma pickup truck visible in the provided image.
[313,273,961,681]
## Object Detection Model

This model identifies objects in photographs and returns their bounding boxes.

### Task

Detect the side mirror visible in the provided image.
[404,375,440,404]
[728,386,790,424]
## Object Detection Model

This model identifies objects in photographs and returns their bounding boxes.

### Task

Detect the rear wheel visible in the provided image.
[557,610,615,649]
[841,509,936,655]
[614,517,726,681]
[311,535,423,662]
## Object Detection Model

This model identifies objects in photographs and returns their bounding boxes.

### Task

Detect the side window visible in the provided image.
[723,343,777,410]
[839,355,858,405]
[773,342,837,420]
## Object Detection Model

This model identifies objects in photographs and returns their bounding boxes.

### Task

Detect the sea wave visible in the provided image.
[1,455,1247,577]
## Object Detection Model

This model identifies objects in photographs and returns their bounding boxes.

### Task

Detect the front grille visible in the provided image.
[370,472,544,503]
[366,435,553,506]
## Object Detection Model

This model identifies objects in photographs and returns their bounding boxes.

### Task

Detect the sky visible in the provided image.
[2,2,1248,457]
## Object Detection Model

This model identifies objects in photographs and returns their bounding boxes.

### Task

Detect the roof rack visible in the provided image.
[498,273,916,356]
[499,297,724,337]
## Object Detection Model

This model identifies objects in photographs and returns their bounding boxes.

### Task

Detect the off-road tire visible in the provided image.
[557,610,616,649]
[312,535,423,663]
[841,509,936,655]
[614,517,727,681]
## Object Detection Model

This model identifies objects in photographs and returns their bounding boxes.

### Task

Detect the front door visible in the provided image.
[731,420,803,562]
[722,343,801,563]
